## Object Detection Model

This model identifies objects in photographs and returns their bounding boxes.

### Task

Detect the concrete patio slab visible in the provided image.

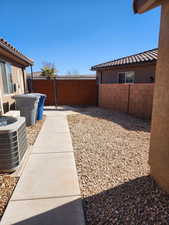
[44,106,80,117]
[32,145,73,154]
[11,153,80,200]
[41,124,69,133]
[40,118,69,133]
[44,116,68,122]
[0,108,85,225]
[1,196,85,225]
[44,111,69,117]
[34,133,72,148]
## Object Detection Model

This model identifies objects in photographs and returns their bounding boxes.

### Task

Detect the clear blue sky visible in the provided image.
[1,0,160,75]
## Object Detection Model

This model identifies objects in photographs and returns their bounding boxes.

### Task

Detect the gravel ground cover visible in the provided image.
[0,176,18,217]
[0,116,46,218]
[26,115,46,145]
[68,107,169,225]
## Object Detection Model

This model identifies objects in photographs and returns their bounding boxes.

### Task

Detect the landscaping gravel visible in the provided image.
[26,115,46,145]
[68,107,169,225]
[0,176,18,217]
[0,116,46,218]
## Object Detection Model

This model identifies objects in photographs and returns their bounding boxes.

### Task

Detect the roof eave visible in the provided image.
[91,60,157,71]
[133,0,163,14]
[0,41,34,67]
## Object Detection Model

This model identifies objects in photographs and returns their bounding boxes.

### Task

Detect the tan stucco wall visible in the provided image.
[12,66,24,94]
[96,63,156,84]
[23,69,28,92]
[0,65,25,112]
[149,1,169,193]
[0,87,3,115]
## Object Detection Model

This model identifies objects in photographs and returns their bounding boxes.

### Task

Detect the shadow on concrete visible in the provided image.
[10,176,169,225]
[11,198,85,225]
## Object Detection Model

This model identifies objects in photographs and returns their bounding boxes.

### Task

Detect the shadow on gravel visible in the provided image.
[73,106,151,132]
[7,176,169,225]
[44,105,150,132]
[83,175,169,225]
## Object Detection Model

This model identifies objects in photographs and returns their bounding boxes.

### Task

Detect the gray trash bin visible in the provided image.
[26,93,46,120]
[13,95,39,126]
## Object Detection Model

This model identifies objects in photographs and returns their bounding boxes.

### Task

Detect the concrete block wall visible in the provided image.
[129,84,154,119]
[99,84,154,119]
[99,84,129,113]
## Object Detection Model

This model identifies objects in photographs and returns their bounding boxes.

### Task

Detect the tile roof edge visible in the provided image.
[91,48,158,70]
[0,38,34,65]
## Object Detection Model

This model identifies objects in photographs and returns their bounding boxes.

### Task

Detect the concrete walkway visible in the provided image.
[1,108,85,225]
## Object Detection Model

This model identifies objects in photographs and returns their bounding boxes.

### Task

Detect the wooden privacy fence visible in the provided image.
[99,84,154,119]
[31,79,98,106]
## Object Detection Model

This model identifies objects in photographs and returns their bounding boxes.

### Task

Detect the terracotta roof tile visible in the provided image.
[0,38,33,65]
[91,48,158,70]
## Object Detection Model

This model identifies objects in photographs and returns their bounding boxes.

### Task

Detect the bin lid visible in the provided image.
[29,93,47,97]
[13,94,39,100]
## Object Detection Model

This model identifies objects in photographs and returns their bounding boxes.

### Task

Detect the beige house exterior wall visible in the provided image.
[96,63,156,84]
[0,65,25,112]
[134,0,169,193]
[0,88,3,115]
[148,1,169,193]
[12,66,25,94]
